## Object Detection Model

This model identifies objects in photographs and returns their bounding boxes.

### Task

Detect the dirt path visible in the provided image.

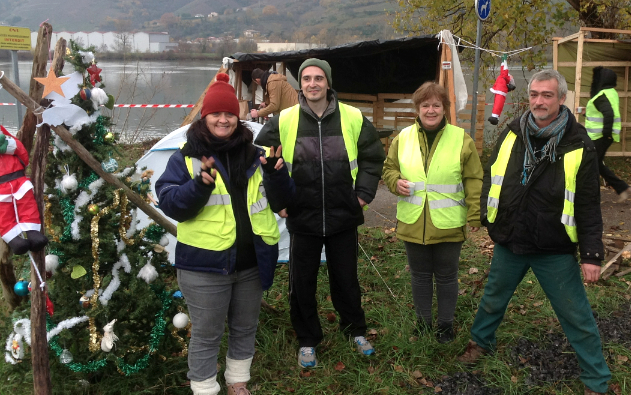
[362,182,631,243]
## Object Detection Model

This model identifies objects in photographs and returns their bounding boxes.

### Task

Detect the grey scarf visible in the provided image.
[520,105,569,185]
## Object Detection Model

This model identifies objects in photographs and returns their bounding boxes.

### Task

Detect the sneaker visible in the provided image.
[457,340,488,364]
[227,382,251,395]
[298,347,317,368]
[436,323,455,344]
[616,188,630,203]
[354,336,375,356]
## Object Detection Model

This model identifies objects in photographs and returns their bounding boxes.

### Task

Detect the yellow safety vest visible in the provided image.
[278,102,363,182]
[486,131,582,242]
[396,123,467,229]
[585,88,621,142]
[176,155,281,250]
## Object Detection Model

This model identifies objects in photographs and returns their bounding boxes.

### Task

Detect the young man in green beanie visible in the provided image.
[255,58,385,368]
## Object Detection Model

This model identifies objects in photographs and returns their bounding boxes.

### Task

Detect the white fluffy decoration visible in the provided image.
[126,209,138,238]
[90,87,108,106]
[45,254,59,273]
[89,178,105,195]
[71,215,83,241]
[173,313,189,329]
[117,240,125,253]
[61,174,78,193]
[54,135,72,152]
[116,167,134,178]
[13,319,31,345]
[137,262,159,284]
[5,332,17,364]
[159,235,169,247]
[79,51,95,64]
[99,254,131,305]
[100,319,119,352]
[46,316,90,341]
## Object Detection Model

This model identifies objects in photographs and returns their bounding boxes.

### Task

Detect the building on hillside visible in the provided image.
[31,31,178,53]
[244,30,259,38]
[257,42,325,53]
[208,12,219,18]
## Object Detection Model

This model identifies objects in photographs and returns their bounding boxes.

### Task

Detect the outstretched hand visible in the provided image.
[198,156,218,185]
[260,145,284,171]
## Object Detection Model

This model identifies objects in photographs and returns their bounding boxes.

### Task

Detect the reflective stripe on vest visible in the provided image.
[487,131,583,242]
[278,102,363,183]
[585,88,622,142]
[562,148,583,242]
[396,123,467,229]
[487,131,517,223]
[176,155,280,250]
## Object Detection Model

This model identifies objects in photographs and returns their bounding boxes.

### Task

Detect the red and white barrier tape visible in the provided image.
[0,103,195,108]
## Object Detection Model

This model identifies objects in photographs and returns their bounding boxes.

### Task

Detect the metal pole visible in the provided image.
[469,18,482,140]
[10,50,23,130]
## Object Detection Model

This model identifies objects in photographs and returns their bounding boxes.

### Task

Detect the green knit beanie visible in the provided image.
[298,58,332,89]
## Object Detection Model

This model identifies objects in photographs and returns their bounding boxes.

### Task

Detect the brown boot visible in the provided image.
[457,340,488,363]
[584,387,605,395]
[227,382,251,395]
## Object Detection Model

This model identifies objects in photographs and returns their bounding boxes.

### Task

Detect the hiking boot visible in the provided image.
[227,383,250,395]
[354,336,375,356]
[584,388,605,395]
[457,340,488,363]
[298,347,317,368]
[436,323,455,344]
[616,188,630,203]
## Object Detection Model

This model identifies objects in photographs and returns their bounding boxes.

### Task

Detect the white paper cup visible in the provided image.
[406,181,415,190]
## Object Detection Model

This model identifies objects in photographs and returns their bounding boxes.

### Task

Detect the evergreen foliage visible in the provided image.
[3,41,188,386]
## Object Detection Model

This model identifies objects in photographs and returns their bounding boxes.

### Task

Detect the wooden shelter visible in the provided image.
[553,27,631,155]
[187,35,484,152]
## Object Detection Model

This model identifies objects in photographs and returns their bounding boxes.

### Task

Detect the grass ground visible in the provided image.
[1,155,630,394]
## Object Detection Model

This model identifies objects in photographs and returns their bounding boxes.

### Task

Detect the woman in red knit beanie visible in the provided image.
[155,73,295,395]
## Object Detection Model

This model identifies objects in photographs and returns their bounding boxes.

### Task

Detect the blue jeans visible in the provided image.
[470,244,611,393]
[177,267,263,382]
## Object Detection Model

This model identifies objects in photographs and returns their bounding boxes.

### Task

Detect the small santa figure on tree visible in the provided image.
[488,54,516,126]
[0,125,48,255]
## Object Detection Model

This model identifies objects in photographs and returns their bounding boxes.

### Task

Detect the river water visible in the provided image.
[0,58,538,144]
[0,59,223,142]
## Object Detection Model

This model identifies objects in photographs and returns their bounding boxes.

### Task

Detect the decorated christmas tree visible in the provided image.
[3,41,189,391]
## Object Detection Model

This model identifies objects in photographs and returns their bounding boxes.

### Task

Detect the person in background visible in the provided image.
[249,68,298,119]
[382,82,483,343]
[155,73,294,395]
[585,66,629,202]
[458,70,610,395]
[254,58,385,368]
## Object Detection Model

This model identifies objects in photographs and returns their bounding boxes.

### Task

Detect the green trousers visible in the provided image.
[470,244,611,393]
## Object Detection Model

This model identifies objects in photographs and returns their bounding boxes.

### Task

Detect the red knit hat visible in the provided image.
[200,73,240,119]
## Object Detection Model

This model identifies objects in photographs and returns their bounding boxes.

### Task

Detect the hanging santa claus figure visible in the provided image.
[0,125,48,255]
[488,54,516,126]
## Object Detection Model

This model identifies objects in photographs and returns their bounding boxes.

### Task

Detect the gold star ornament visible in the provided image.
[34,69,70,98]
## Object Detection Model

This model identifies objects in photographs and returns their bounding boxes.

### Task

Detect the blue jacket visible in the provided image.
[155,145,294,290]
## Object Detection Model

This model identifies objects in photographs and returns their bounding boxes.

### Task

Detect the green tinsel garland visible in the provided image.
[92,116,107,144]
[78,172,99,189]
[144,224,166,244]
[46,287,172,375]
[59,195,75,243]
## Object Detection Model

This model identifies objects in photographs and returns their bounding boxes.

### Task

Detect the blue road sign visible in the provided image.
[475,0,491,21]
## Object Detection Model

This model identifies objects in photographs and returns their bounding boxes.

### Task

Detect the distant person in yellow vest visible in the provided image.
[249,68,298,119]
[155,73,294,395]
[382,82,483,343]
[586,66,629,202]
[458,70,610,395]
[254,58,385,368]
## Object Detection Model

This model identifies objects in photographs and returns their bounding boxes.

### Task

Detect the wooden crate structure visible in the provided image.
[553,27,631,156]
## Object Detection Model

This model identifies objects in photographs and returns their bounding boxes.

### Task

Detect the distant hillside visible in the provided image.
[2,0,397,44]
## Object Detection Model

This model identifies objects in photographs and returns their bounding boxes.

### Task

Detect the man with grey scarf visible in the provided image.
[458,70,610,395]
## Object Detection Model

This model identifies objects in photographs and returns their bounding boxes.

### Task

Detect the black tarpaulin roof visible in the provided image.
[231,35,441,95]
